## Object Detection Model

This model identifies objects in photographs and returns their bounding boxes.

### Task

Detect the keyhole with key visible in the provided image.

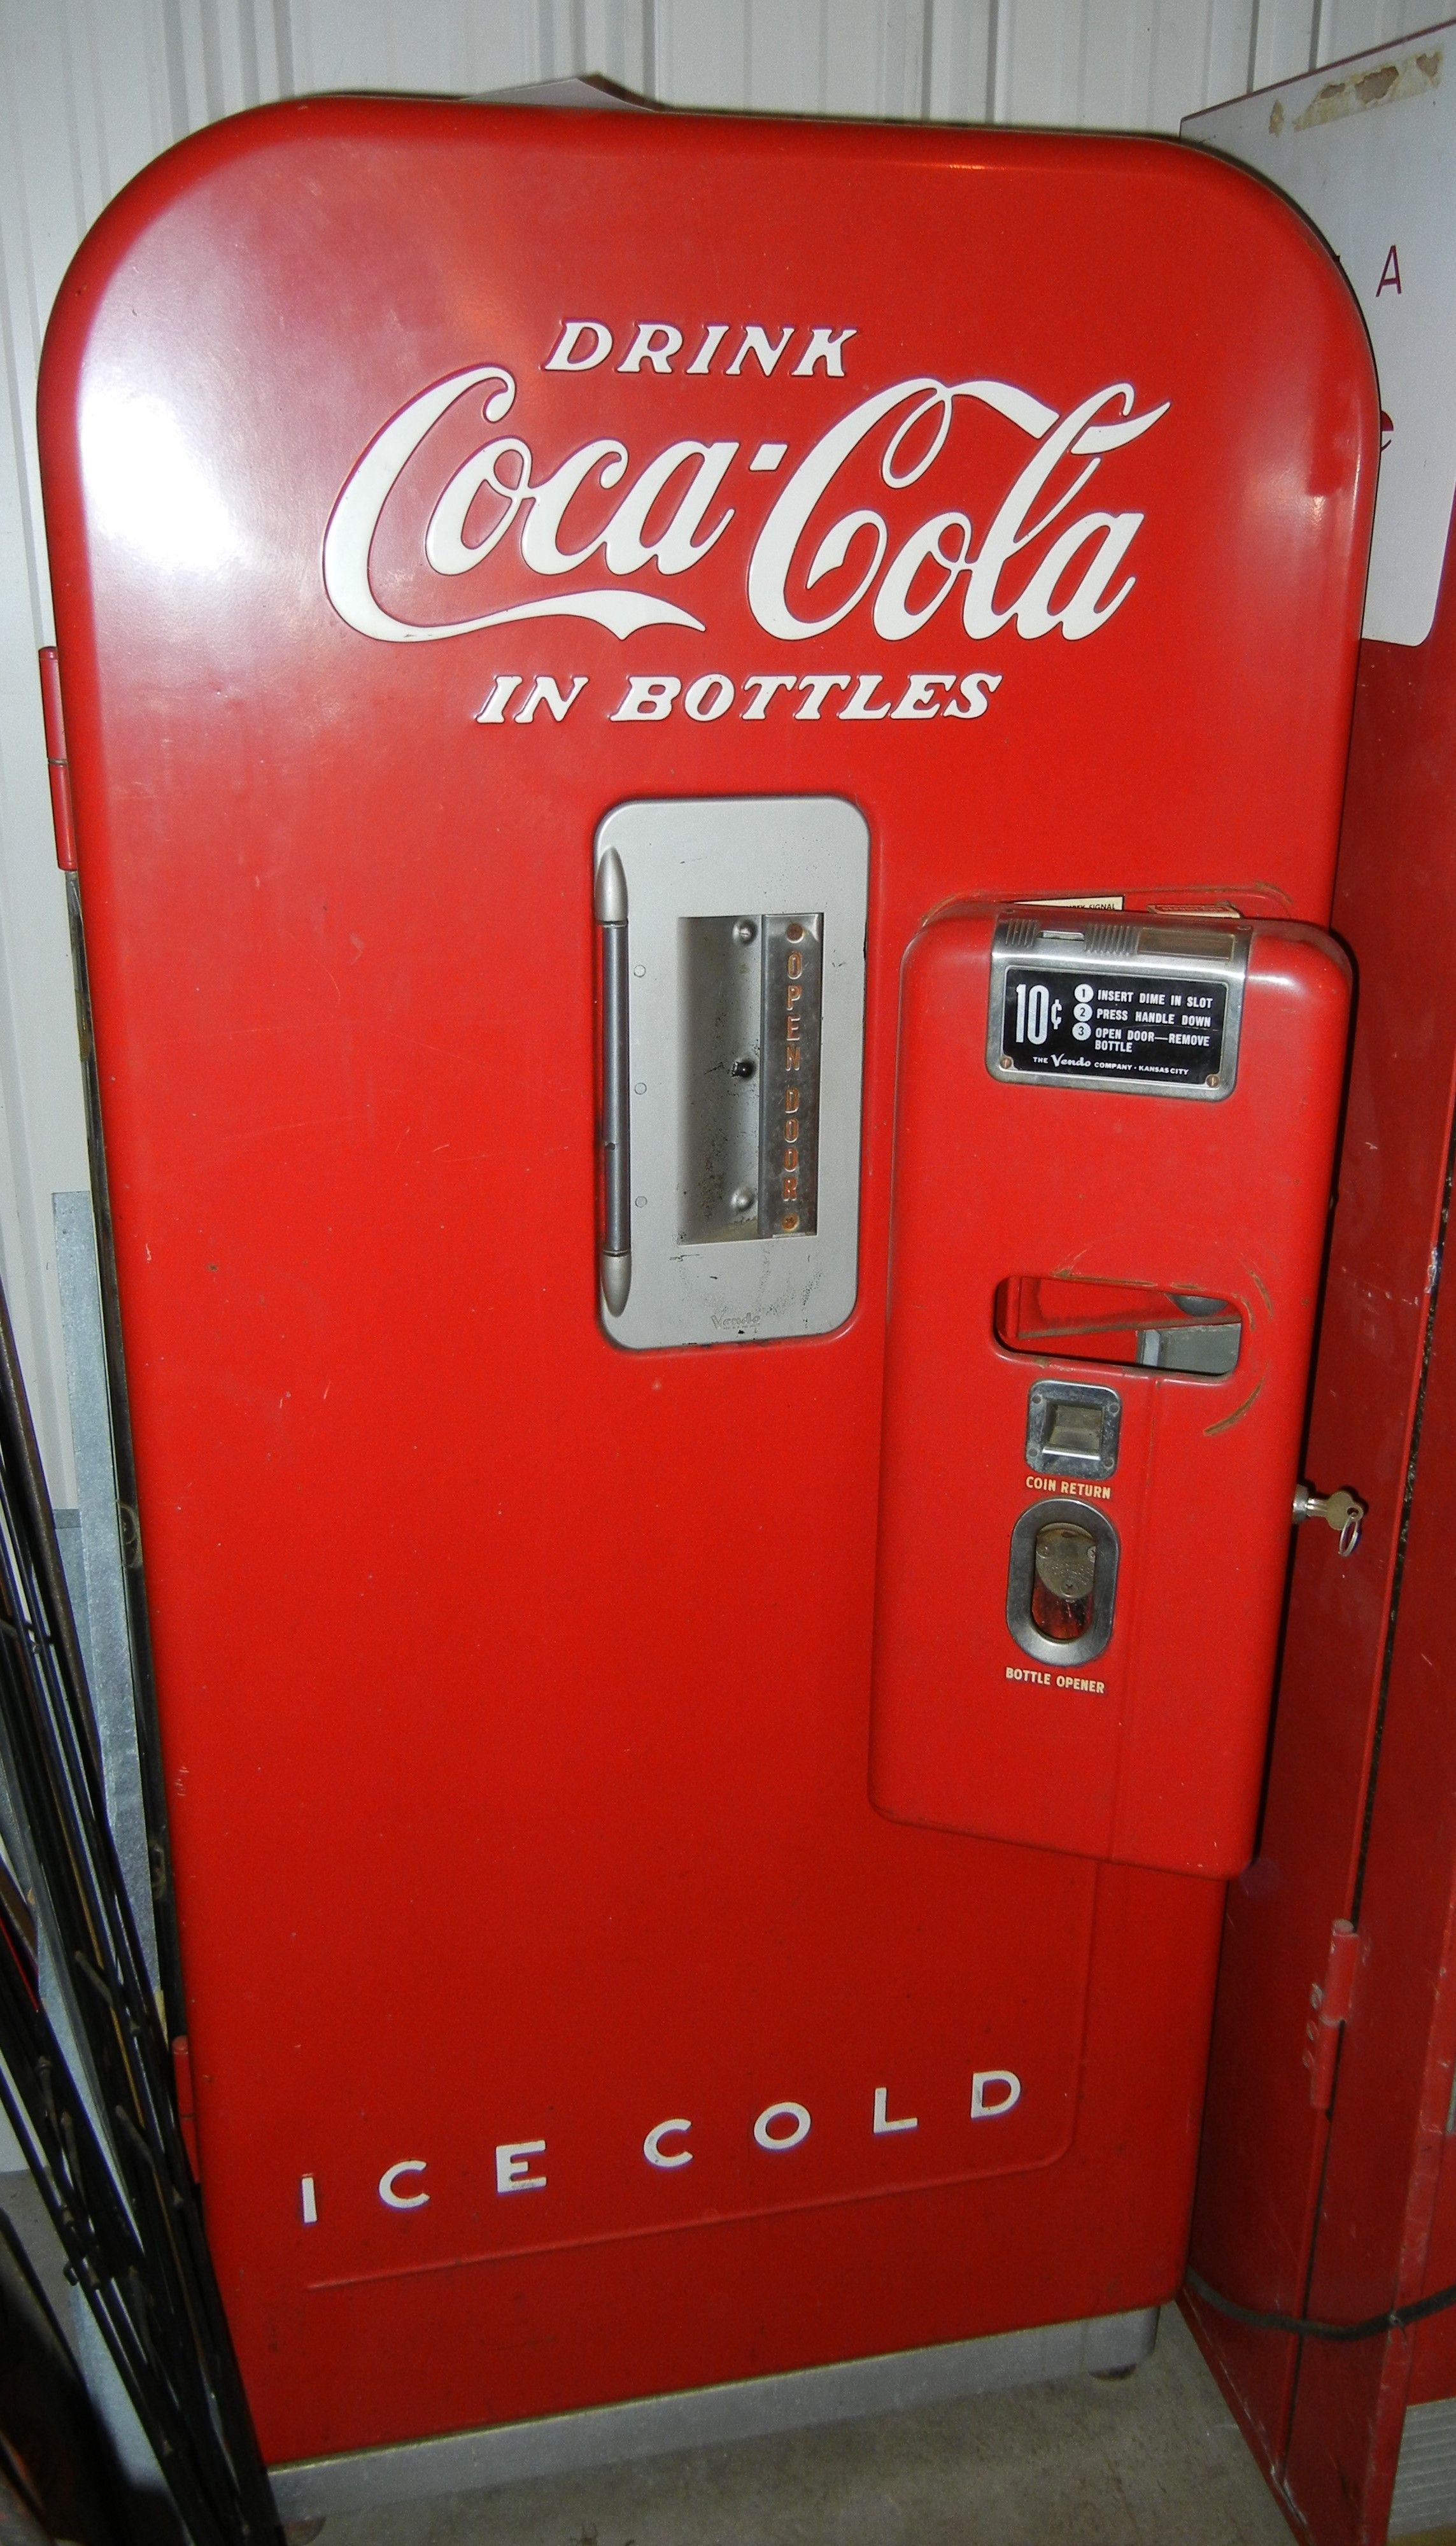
[1292,1482,1367,1557]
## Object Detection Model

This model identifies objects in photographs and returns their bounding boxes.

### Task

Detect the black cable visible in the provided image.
[1186,2266,1456,2345]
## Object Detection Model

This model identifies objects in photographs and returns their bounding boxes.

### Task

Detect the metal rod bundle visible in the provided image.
[0,1278,277,2546]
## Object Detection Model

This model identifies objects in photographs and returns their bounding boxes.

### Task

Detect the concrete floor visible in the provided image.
[322,2311,1292,2546]
[2,2168,1293,2542]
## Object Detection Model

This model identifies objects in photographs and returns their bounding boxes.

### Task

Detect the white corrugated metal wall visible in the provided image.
[0,0,1436,1492]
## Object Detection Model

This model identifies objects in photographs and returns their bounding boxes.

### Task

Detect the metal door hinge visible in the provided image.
[171,2032,200,2179]
[1304,1918,1361,2110]
[38,648,78,873]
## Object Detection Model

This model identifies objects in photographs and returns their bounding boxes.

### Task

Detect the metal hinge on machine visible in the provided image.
[171,2033,200,2180]
[1304,1918,1361,2110]
[38,648,78,873]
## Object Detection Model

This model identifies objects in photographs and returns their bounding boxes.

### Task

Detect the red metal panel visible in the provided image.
[1185,514,1456,2536]
[1278,518,1456,2538]
[1279,1119,1456,2538]
[1411,2132,1456,2407]
[36,101,1373,2466]
[871,914,1350,1876]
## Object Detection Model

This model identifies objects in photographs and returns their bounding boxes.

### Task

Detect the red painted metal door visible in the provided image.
[38,100,1373,2468]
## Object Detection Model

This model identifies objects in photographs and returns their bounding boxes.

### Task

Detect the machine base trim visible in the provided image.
[269,2307,1159,2515]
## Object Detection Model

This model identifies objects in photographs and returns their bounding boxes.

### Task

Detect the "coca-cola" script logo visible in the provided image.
[323,353,1170,667]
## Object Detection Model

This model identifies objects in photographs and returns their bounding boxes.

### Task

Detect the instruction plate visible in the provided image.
[986,916,1249,1101]
[1000,966,1229,1087]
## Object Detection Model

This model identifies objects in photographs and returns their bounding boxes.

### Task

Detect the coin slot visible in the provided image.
[1025,1378,1121,1479]
[1046,1404,1103,1459]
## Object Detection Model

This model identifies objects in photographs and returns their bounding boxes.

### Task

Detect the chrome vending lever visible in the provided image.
[1292,1482,1366,1556]
[595,846,632,1317]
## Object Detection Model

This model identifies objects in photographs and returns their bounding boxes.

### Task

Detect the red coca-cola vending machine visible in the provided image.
[36,94,1375,2508]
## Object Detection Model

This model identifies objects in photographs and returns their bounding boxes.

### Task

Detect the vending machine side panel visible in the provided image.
[1181,39,1456,2538]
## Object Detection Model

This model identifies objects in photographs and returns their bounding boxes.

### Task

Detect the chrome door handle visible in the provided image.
[595,847,632,1317]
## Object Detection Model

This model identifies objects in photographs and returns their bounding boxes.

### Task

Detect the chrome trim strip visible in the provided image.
[271,2308,1158,2515]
